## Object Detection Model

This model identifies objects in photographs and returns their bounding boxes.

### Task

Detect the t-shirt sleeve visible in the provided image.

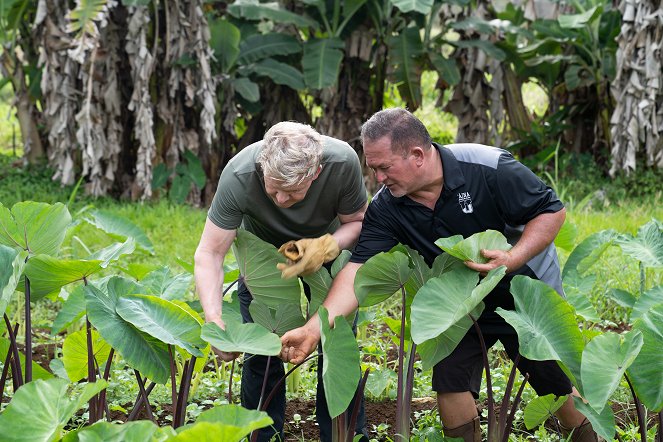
[492,152,564,225]
[350,196,399,263]
[207,165,244,230]
[337,150,368,215]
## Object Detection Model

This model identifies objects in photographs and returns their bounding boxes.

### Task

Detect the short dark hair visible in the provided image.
[360,108,432,156]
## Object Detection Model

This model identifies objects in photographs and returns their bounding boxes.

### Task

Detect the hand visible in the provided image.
[463,248,515,275]
[208,319,241,362]
[280,322,320,364]
[276,233,340,279]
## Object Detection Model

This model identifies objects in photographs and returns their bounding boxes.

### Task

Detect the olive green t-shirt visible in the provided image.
[208,136,367,247]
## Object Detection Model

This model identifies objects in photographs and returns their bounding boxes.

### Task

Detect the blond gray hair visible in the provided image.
[258,121,324,187]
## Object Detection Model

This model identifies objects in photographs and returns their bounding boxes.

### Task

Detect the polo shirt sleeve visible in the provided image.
[350,195,399,263]
[493,153,564,225]
[207,165,244,230]
[337,150,368,215]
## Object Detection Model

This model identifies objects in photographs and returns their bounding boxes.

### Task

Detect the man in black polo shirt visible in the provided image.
[280,109,599,442]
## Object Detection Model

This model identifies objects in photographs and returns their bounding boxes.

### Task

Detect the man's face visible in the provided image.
[263,175,316,208]
[364,136,417,198]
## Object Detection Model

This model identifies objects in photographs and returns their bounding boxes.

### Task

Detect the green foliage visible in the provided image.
[200,321,280,356]
[151,151,207,205]
[435,230,512,263]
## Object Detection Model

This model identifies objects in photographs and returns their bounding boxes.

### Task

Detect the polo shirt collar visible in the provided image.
[436,143,465,192]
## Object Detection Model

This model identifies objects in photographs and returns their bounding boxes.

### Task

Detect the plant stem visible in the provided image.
[260,354,318,413]
[346,368,371,441]
[498,354,521,438]
[251,356,273,442]
[395,286,408,442]
[0,341,13,404]
[503,373,529,442]
[23,277,31,383]
[625,373,647,442]
[134,370,155,422]
[127,382,156,421]
[471,315,496,441]
[178,357,196,427]
[2,317,22,389]
[168,345,178,425]
[86,317,98,422]
[227,359,235,403]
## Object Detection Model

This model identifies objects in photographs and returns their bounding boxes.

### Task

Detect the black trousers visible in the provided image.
[237,280,369,442]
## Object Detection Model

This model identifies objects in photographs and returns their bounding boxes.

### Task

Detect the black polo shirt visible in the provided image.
[351,143,564,318]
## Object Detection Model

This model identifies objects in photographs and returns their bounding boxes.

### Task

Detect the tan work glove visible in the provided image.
[276,233,340,279]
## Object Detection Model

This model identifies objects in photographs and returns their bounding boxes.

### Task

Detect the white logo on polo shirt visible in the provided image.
[458,192,474,214]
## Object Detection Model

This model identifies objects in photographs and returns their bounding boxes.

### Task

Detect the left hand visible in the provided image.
[463,248,514,275]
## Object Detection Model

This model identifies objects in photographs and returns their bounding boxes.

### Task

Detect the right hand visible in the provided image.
[280,321,320,364]
[209,318,241,362]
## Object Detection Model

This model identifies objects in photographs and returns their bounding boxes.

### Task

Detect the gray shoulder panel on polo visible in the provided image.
[445,143,504,170]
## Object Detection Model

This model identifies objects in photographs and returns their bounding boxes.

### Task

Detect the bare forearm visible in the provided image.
[509,209,566,270]
[305,262,361,333]
[332,220,363,250]
[194,249,225,323]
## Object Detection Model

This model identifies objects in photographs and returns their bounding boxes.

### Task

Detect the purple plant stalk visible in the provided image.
[174,356,196,428]
[250,355,274,442]
[625,373,648,442]
[92,354,112,421]
[3,314,23,387]
[134,370,156,422]
[501,372,528,442]
[471,314,497,441]
[343,368,371,441]
[86,317,99,422]
[168,345,178,421]
[395,285,409,441]
[227,359,236,403]
[127,381,156,421]
[24,276,32,383]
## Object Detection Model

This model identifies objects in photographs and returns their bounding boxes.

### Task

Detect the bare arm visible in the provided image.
[194,218,236,325]
[332,202,367,250]
[465,208,567,273]
[281,262,362,363]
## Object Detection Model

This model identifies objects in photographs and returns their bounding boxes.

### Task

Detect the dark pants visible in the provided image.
[237,280,369,442]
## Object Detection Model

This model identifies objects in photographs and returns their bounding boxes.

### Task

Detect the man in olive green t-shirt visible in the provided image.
[194,121,368,442]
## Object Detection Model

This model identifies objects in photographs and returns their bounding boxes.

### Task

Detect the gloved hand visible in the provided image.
[276,233,340,279]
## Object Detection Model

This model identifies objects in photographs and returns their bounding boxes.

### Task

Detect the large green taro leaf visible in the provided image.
[354,251,411,307]
[86,239,136,268]
[249,299,305,336]
[140,266,192,301]
[435,230,512,264]
[116,294,206,357]
[400,245,431,298]
[52,285,87,335]
[85,277,170,384]
[417,304,484,370]
[62,328,112,382]
[391,0,433,14]
[232,229,301,308]
[572,396,615,441]
[627,303,663,411]
[581,330,643,413]
[84,209,154,254]
[331,250,351,278]
[523,394,567,430]
[410,266,505,344]
[562,229,618,278]
[563,270,600,322]
[62,420,175,442]
[200,321,281,356]
[24,255,103,300]
[177,404,273,442]
[319,307,360,419]
[0,245,25,317]
[614,219,663,268]
[631,285,663,322]
[0,378,107,442]
[0,201,71,256]
[496,276,584,387]
[302,267,332,317]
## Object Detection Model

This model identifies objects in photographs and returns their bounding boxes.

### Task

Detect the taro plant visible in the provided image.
[224,229,368,441]
[353,230,514,441]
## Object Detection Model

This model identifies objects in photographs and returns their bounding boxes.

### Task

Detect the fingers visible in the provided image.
[212,347,240,362]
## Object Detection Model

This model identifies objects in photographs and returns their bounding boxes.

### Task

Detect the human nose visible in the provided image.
[275,191,290,204]
[375,170,386,183]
